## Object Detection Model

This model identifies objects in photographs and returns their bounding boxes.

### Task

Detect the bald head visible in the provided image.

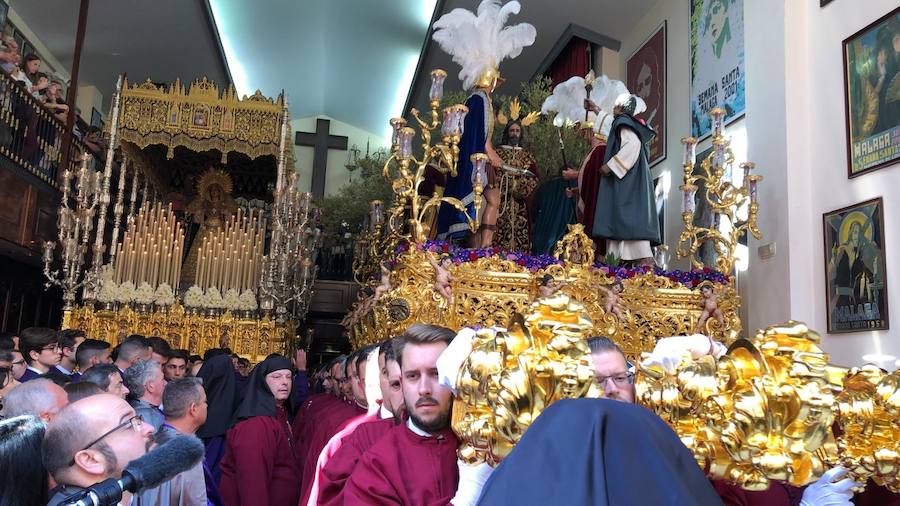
[43,394,153,486]
[0,378,67,422]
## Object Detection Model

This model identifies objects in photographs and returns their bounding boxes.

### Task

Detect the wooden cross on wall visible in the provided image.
[295,118,349,198]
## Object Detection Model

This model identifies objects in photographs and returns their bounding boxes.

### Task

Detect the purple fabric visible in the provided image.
[203,435,227,485]
[292,370,309,409]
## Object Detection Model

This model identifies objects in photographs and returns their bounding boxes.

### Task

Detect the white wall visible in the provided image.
[290,115,388,197]
[794,0,899,367]
[616,0,898,367]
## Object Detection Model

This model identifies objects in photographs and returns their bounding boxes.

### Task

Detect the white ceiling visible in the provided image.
[209,0,437,138]
[9,0,229,104]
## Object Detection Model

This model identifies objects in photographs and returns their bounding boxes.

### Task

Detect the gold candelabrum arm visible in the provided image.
[382,84,477,245]
[677,119,763,275]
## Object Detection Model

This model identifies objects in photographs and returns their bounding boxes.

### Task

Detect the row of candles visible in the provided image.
[195,208,266,293]
[680,107,760,215]
[113,203,185,288]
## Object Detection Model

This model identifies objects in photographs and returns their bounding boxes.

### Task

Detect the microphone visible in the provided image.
[59,435,205,506]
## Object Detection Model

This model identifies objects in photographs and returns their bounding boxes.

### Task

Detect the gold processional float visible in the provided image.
[342,69,900,493]
[43,76,321,361]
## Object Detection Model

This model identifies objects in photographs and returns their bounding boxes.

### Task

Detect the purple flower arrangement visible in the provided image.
[395,240,730,288]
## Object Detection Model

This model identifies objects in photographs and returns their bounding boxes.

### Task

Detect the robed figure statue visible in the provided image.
[590,94,660,265]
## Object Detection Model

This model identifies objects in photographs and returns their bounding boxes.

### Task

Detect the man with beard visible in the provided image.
[345,324,486,505]
[312,340,406,505]
[494,115,540,252]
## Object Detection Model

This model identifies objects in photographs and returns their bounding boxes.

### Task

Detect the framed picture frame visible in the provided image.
[822,197,889,333]
[842,7,900,178]
[689,0,745,140]
[627,21,667,167]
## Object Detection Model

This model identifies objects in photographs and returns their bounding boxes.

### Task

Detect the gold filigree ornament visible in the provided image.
[451,293,602,465]
[835,365,900,492]
[636,321,841,490]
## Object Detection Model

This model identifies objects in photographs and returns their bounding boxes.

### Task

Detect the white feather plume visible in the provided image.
[432,0,536,90]
[541,74,631,136]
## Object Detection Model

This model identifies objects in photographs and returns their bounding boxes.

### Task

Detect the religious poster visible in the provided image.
[842,7,900,178]
[692,147,717,267]
[823,197,889,333]
[627,22,666,166]
[690,0,745,139]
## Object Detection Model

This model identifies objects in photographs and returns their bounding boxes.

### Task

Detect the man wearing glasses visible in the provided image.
[18,327,61,382]
[587,336,635,404]
[44,393,155,506]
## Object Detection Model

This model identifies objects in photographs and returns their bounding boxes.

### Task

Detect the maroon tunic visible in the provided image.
[219,408,300,506]
[344,422,459,506]
[317,417,395,506]
[713,478,900,506]
[292,393,341,471]
[298,401,365,502]
[578,144,606,257]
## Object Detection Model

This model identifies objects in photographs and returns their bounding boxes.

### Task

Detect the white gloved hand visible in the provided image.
[437,328,476,394]
[641,334,725,375]
[450,460,494,506]
[799,466,859,506]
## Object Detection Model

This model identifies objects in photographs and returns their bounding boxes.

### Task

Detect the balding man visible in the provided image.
[114,335,151,374]
[0,377,67,422]
[44,394,154,506]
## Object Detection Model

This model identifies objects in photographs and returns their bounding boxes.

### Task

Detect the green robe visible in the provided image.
[591,115,660,245]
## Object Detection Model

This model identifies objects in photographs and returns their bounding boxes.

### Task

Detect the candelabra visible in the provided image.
[43,154,103,309]
[352,200,386,286]
[259,173,320,322]
[259,104,321,321]
[677,108,763,274]
[382,69,481,243]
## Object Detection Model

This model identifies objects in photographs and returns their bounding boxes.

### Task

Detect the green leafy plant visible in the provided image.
[320,148,393,234]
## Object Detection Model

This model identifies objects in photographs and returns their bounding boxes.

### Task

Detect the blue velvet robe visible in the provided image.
[436,91,490,241]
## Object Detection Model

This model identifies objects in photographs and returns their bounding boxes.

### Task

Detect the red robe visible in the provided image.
[577,144,607,257]
[298,400,365,502]
[219,408,301,506]
[344,422,459,506]
[292,393,342,470]
[316,417,395,506]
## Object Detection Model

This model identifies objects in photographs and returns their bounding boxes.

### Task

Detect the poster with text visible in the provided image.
[823,198,889,333]
[843,7,900,177]
[690,0,745,139]
[627,22,667,166]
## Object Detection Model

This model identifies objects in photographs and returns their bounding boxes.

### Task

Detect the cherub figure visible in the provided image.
[695,282,724,332]
[428,253,454,303]
[373,262,392,301]
[599,280,626,322]
[538,274,567,298]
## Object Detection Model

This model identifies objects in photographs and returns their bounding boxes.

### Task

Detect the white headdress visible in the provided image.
[614,92,647,117]
[432,0,537,90]
[540,73,630,136]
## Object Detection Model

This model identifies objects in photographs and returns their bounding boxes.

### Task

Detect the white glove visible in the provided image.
[437,328,476,394]
[450,460,494,506]
[641,334,726,375]
[799,466,859,506]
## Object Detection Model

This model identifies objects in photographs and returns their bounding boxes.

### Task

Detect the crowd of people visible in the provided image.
[0,324,896,505]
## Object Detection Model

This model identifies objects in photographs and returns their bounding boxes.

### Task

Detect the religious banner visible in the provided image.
[627,22,666,166]
[823,197,889,333]
[690,0,745,139]
[842,7,900,178]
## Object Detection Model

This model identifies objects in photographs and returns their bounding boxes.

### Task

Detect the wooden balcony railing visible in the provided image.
[0,68,100,187]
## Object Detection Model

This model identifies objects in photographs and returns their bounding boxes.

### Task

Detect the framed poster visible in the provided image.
[0,2,9,30]
[690,0,745,139]
[627,21,667,166]
[823,197,889,333]
[842,7,900,178]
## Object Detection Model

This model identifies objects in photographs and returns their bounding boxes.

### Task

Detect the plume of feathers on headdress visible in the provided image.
[432,0,537,90]
[540,74,630,136]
